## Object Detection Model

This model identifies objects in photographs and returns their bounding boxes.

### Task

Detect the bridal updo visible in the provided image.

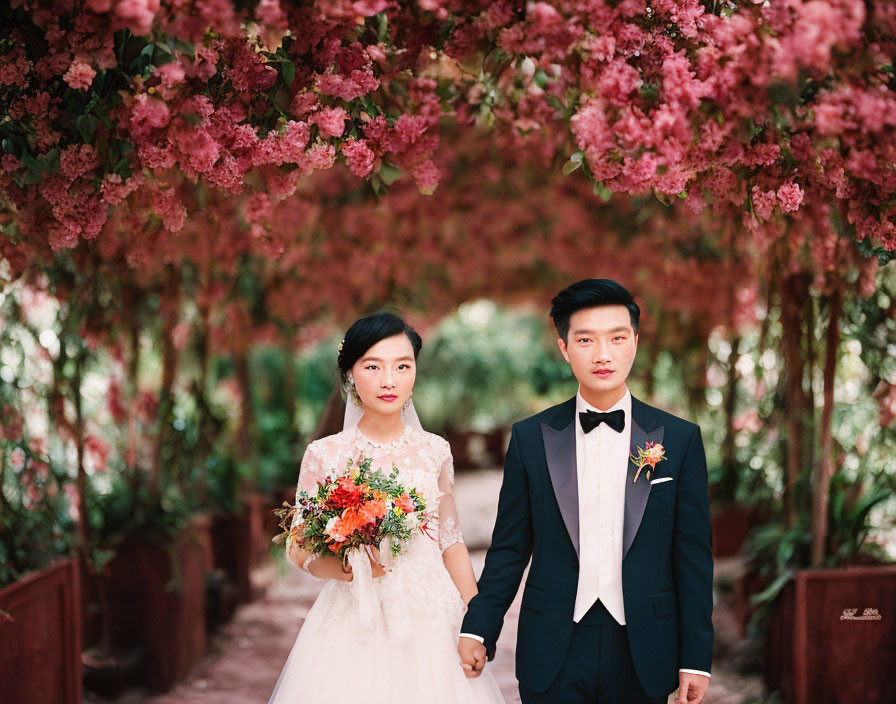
[337,312,423,383]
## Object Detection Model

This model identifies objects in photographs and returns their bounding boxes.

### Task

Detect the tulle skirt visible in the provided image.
[267,547,505,704]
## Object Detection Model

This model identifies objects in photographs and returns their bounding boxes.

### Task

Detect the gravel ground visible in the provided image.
[86,469,766,704]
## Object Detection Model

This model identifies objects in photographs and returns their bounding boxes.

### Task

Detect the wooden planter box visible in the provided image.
[0,559,82,704]
[246,493,268,567]
[734,568,768,636]
[211,504,253,607]
[446,430,474,469]
[485,427,510,466]
[711,504,761,557]
[765,565,896,704]
[100,515,212,691]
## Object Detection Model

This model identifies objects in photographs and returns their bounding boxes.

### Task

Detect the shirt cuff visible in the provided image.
[679,669,711,678]
[459,633,485,644]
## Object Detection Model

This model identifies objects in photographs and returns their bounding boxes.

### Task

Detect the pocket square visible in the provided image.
[650,477,673,485]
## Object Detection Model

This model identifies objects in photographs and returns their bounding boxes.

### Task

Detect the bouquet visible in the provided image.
[273,456,433,567]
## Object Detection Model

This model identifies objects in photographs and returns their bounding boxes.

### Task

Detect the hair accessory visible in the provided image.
[337,338,345,354]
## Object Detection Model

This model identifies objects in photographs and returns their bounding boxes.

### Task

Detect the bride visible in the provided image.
[267,312,505,704]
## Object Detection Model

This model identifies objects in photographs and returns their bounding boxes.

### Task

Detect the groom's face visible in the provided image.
[557,305,638,402]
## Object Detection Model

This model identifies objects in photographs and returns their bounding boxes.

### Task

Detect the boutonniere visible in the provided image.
[630,441,666,483]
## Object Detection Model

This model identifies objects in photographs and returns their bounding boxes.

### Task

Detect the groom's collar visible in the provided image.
[545,392,659,433]
[576,387,631,415]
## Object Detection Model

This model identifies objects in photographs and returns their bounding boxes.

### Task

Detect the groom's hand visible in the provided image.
[458,636,487,678]
[676,672,709,704]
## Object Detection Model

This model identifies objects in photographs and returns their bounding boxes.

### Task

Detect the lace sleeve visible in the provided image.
[436,439,464,553]
[287,442,325,556]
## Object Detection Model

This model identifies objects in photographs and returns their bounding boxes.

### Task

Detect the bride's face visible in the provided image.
[349,333,417,416]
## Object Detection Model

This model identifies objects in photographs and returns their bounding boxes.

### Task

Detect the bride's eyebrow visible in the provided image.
[360,356,415,363]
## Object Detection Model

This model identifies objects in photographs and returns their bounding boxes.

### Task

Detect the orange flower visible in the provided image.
[358,498,387,524]
[327,509,365,542]
[394,493,416,513]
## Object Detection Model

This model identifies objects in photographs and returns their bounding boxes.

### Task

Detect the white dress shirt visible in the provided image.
[573,388,629,624]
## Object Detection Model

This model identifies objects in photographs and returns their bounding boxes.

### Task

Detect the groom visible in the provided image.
[458,279,713,704]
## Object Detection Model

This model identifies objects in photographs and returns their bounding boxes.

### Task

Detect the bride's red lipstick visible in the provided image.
[378,394,398,402]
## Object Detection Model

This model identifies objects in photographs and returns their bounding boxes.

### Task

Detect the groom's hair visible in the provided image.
[337,312,422,380]
[550,279,640,340]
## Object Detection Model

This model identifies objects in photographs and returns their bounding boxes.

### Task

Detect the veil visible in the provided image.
[342,391,424,431]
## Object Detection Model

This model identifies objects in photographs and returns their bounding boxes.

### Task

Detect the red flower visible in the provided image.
[326,475,364,510]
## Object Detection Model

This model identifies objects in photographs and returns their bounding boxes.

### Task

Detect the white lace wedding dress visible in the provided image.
[267,424,505,704]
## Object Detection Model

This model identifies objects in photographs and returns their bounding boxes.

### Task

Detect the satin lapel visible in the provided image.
[623,397,664,560]
[541,400,579,556]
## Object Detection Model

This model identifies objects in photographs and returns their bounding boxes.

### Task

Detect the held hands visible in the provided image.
[457,636,487,679]
[676,672,709,704]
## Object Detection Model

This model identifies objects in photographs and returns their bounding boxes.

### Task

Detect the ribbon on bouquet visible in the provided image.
[346,543,388,632]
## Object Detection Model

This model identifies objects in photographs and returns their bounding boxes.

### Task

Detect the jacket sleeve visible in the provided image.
[460,426,533,658]
[672,424,714,673]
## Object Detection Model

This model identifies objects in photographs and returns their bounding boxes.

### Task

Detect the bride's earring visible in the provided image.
[346,377,362,407]
[402,391,413,411]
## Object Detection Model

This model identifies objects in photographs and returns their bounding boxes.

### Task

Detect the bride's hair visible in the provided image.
[337,312,423,383]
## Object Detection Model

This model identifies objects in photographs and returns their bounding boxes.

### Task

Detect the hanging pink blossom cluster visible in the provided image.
[0,0,444,255]
[0,0,894,267]
[449,0,896,258]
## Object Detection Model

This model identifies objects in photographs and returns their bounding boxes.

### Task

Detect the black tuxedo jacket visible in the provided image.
[461,395,714,698]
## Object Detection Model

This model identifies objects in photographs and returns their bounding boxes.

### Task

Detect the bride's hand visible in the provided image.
[306,554,354,582]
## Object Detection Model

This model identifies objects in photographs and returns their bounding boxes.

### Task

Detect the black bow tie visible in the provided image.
[579,409,625,434]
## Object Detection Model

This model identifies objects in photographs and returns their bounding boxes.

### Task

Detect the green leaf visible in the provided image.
[272,87,291,115]
[166,36,195,59]
[75,114,98,143]
[562,160,580,175]
[21,152,43,173]
[482,48,511,76]
[280,60,295,88]
[593,181,613,201]
[534,68,550,90]
[653,188,673,207]
[376,13,389,43]
[749,569,794,607]
[545,94,565,113]
[113,158,132,178]
[562,152,583,175]
[370,173,386,196]
[139,42,155,63]
[379,163,403,186]
[639,83,659,101]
